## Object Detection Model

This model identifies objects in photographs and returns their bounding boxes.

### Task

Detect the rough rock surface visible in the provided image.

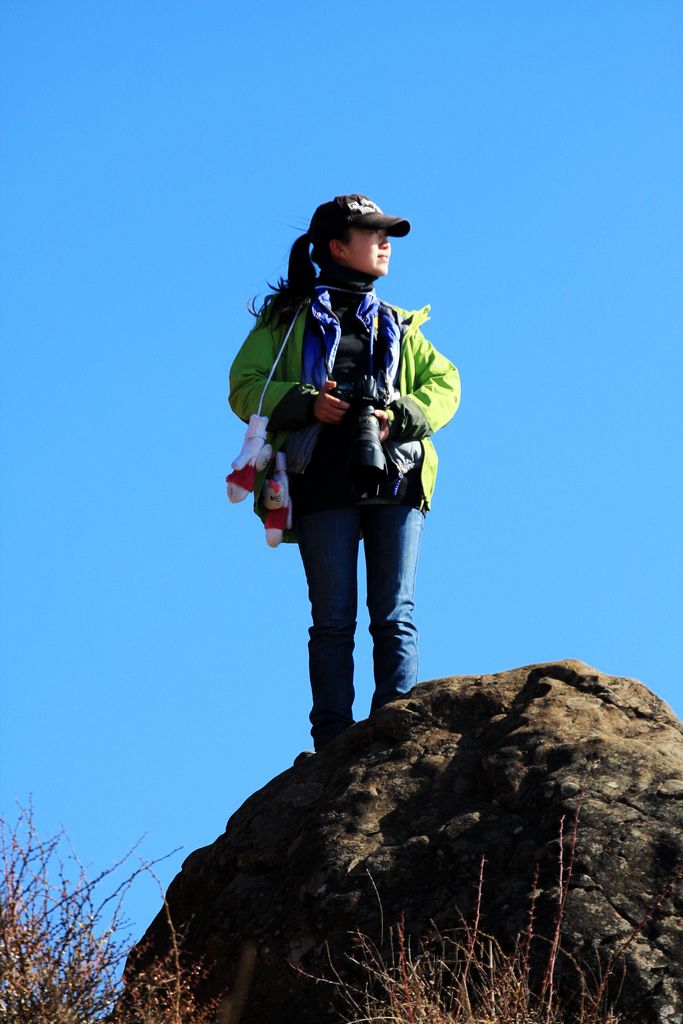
[128,661,683,1023]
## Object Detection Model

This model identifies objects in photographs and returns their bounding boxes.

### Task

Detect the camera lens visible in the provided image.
[349,403,387,495]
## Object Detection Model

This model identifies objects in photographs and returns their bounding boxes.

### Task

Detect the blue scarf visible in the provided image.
[302,286,401,392]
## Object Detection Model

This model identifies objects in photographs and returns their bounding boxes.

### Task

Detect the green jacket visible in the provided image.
[229,300,460,540]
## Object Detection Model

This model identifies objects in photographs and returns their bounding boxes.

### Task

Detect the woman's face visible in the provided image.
[329,227,391,277]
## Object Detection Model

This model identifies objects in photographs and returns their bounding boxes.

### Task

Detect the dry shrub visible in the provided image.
[316,821,626,1024]
[0,804,223,1024]
[0,802,133,1023]
[113,895,225,1024]
[329,918,620,1024]
[308,783,639,1023]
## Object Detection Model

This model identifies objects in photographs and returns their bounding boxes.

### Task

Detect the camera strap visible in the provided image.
[256,304,305,417]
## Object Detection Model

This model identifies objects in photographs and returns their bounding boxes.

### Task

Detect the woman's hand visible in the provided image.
[374,409,391,442]
[314,380,350,424]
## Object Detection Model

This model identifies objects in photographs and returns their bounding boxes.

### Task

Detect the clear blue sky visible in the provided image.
[1,1,682,941]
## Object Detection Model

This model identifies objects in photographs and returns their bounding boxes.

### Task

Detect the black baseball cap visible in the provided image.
[308,194,411,243]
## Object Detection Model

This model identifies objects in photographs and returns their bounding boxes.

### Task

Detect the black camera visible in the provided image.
[334,374,391,495]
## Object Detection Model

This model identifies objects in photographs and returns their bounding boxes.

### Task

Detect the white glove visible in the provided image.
[226,414,273,503]
[263,451,292,548]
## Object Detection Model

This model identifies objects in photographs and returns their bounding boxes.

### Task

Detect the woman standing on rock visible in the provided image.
[227,194,460,752]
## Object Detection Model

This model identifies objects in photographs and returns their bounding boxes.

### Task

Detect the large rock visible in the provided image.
[127,661,683,1023]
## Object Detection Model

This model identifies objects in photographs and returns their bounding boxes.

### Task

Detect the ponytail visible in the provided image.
[287,233,317,296]
[250,232,317,324]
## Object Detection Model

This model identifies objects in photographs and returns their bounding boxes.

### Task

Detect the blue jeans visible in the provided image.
[296,505,425,750]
